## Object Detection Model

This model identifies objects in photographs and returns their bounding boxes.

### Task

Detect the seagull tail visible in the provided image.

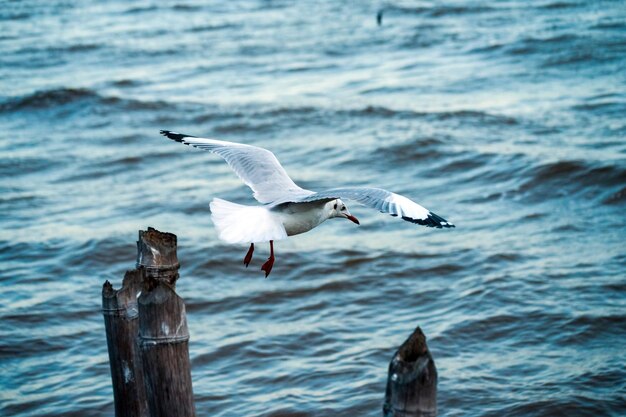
[209,198,287,244]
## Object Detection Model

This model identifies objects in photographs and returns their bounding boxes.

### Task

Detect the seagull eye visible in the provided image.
[341,206,346,211]
[333,203,338,209]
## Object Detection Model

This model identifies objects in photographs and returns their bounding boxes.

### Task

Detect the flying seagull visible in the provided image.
[161,130,454,277]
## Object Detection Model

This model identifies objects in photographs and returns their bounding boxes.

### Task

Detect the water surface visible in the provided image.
[1,1,625,416]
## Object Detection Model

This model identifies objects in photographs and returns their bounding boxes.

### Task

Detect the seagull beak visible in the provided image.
[345,214,360,225]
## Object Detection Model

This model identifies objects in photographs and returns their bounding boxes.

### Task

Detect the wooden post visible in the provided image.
[102,269,149,417]
[136,228,196,417]
[383,326,437,417]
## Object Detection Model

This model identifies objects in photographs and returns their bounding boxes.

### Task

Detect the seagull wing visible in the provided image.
[161,130,312,204]
[295,187,455,228]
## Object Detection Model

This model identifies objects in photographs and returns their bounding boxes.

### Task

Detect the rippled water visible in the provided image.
[1,1,625,416]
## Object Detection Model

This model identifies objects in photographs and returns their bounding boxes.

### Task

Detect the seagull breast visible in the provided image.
[272,201,330,236]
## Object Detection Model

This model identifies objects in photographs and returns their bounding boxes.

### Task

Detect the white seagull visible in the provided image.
[161,130,454,277]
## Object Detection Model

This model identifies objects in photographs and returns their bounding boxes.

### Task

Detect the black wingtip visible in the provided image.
[160,130,196,142]
[402,212,455,228]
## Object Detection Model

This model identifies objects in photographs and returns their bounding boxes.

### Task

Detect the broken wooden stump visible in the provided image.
[102,269,148,417]
[383,326,437,417]
[102,227,195,417]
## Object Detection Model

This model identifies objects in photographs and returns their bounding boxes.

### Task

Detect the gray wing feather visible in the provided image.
[296,187,454,228]
[161,130,312,204]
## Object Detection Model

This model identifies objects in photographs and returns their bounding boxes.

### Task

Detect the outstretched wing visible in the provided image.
[161,130,313,204]
[296,187,454,228]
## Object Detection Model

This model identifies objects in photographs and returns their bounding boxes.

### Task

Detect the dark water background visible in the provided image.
[1,1,625,416]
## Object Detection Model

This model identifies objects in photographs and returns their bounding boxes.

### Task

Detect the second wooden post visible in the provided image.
[383,326,437,417]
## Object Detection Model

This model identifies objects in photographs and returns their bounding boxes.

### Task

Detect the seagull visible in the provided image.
[161,130,454,277]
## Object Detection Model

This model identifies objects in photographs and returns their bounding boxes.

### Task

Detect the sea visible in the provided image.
[1,1,625,416]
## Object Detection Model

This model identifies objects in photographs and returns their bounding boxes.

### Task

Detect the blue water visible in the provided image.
[1,1,625,416]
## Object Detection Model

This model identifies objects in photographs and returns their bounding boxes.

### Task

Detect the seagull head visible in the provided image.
[329,199,359,225]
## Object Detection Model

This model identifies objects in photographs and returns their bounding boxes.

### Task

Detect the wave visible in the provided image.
[572,100,626,116]
[110,79,142,88]
[377,137,448,165]
[528,160,625,187]
[591,20,626,30]
[0,156,58,176]
[0,10,31,20]
[476,31,620,68]
[506,33,579,56]
[192,105,517,136]
[123,3,202,15]
[0,87,171,113]
[0,88,97,111]
[515,160,626,204]
[347,106,517,125]
[386,4,494,18]
[123,5,158,14]
[189,23,239,33]
[0,187,47,218]
[470,32,590,65]
[538,1,580,10]
[603,186,626,205]
[66,43,101,52]
[371,140,625,207]
[171,4,202,11]
[16,43,102,56]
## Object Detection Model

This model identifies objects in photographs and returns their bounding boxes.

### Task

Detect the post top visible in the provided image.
[136,227,179,285]
[397,326,428,363]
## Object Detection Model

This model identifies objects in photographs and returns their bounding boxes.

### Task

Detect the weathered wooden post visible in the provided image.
[383,326,437,417]
[136,228,196,417]
[102,269,149,417]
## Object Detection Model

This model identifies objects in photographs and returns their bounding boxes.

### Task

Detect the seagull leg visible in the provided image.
[243,243,254,267]
[261,240,275,278]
